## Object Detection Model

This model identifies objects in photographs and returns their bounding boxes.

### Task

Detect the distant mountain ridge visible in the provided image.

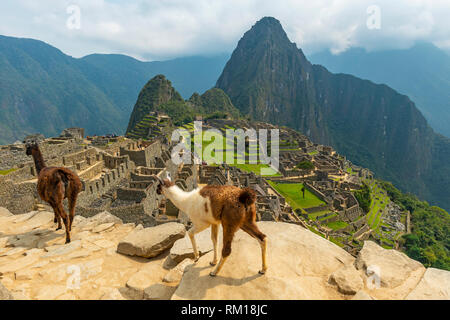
[216,17,450,211]
[0,35,228,144]
[309,43,450,138]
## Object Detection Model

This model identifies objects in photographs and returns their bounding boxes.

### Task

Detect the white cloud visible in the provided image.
[0,0,449,60]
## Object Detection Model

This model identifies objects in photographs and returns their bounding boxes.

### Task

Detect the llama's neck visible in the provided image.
[32,148,46,174]
[164,185,199,214]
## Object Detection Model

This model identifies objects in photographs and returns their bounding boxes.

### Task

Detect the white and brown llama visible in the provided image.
[155,174,267,277]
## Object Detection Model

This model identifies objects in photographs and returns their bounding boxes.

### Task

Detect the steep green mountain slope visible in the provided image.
[0,35,228,144]
[216,17,450,211]
[379,180,450,270]
[0,35,123,143]
[309,44,450,138]
[126,75,185,132]
[126,75,239,138]
[189,88,240,118]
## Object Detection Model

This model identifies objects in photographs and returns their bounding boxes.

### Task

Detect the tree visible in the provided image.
[353,183,371,213]
[296,160,314,170]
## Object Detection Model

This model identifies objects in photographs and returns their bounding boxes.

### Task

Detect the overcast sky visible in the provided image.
[1,0,449,61]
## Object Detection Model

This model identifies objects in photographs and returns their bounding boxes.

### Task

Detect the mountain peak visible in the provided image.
[241,16,291,45]
[126,74,183,133]
[254,16,282,28]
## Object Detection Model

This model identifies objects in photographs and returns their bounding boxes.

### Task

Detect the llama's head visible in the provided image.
[155,173,174,195]
[24,141,39,156]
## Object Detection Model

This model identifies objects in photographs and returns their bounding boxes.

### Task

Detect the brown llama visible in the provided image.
[25,141,82,243]
[155,174,267,277]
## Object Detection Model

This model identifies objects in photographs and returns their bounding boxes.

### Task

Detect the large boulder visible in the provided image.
[405,268,450,300]
[117,222,186,258]
[172,222,354,300]
[0,281,14,300]
[355,241,425,288]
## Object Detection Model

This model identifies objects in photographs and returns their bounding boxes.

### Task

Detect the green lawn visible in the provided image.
[326,221,349,230]
[234,163,281,177]
[184,126,280,177]
[267,181,325,210]
[307,210,332,220]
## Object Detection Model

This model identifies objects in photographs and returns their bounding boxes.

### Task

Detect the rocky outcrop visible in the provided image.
[405,268,450,300]
[172,222,354,300]
[1,209,448,300]
[355,241,425,288]
[117,222,186,258]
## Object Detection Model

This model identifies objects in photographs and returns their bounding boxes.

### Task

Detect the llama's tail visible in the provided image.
[238,187,256,208]
[57,169,82,194]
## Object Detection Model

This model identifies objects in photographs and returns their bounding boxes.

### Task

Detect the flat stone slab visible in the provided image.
[77,211,122,231]
[92,222,115,233]
[21,211,54,230]
[117,222,186,259]
[35,285,67,300]
[405,268,450,300]
[12,211,39,224]
[42,240,82,258]
[0,253,40,274]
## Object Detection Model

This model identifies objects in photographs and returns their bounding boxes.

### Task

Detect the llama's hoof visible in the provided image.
[56,227,62,231]
[209,272,217,277]
[65,240,71,244]
[194,257,200,263]
[258,269,267,275]
[210,262,217,266]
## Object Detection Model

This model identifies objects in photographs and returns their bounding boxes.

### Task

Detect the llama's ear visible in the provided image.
[166,172,172,182]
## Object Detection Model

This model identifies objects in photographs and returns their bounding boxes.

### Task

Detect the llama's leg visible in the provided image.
[241,222,268,274]
[67,188,79,232]
[210,224,219,266]
[49,201,62,230]
[56,202,71,243]
[55,183,71,243]
[188,223,209,262]
[210,224,236,277]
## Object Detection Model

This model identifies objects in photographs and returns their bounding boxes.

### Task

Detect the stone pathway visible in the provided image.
[0,209,171,300]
